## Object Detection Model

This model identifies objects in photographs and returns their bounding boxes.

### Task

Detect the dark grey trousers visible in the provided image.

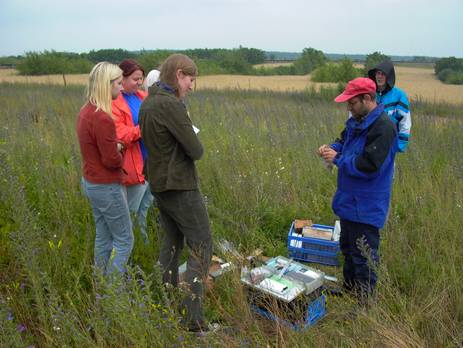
[154,189,212,330]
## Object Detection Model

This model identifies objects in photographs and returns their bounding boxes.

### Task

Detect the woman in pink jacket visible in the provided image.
[112,59,153,244]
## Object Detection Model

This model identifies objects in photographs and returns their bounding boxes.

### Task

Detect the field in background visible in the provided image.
[1,63,463,104]
[0,84,462,347]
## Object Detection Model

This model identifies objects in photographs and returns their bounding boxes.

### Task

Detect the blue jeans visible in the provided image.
[82,178,134,275]
[126,182,154,244]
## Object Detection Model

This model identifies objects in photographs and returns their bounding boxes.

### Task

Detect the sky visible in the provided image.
[1,0,462,58]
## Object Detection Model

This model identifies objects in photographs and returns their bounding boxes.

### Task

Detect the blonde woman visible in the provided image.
[140,54,213,332]
[77,62,134,275]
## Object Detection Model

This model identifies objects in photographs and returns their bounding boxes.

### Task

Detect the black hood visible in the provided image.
[368,60,395,92]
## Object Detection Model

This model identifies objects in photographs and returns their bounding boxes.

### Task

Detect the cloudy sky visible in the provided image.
[1,0,462,57]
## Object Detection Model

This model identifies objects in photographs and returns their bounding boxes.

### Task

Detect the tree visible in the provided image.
[217,50,252,74]
[293,48,326,75]
[311,58,362,83]
[434,57,463,75]
[85,49,136,64]
[364,51,391,73]
[137,50,172,73]
[16,50,92,75]
[434,57,463,85]
[237,47,266,65]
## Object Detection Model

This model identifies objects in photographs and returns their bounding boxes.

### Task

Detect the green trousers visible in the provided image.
[154,189,212,330]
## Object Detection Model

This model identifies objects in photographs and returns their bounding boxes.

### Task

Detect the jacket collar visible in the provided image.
[151,84,181,101]
[112,90,147,114]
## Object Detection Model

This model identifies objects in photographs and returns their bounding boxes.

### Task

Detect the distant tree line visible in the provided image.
[7,47,461,85]
[434,57,463,85]
[13,47,268,76]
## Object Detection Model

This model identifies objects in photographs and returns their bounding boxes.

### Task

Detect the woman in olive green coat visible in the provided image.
[139,54,212,332]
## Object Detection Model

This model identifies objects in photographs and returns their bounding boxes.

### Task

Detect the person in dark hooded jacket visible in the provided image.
[368,61,411,152]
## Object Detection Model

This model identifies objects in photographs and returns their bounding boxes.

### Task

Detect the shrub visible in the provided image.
[434,56,463,75]
[293,47,327,75]
[435,57,463,85]
[16,51,92,75]
[137,50,172,73]
[364,51,391,73]
[85,49,136,64]
[311,59,362,83]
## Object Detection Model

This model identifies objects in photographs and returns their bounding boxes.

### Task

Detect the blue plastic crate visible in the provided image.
[250,294,326,331]
[288,222,340,266]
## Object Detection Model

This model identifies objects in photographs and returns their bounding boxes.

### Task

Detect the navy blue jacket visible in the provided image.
[330,104,398,228]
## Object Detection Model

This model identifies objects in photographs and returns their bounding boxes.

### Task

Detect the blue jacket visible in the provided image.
[368,61,411,152]
[331,104,398,228]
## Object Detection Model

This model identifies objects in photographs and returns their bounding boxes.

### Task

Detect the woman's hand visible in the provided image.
[117,142,125,153]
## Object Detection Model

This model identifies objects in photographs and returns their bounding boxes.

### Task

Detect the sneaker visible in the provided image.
[189,322,221,337]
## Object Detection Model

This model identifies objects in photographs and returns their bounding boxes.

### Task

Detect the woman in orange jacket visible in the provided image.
[112,59,153,244]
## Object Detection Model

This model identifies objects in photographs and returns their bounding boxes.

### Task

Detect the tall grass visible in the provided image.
[0,83,462,347]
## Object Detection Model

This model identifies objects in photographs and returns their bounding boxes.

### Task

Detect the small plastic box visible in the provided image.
[287,222,340,266]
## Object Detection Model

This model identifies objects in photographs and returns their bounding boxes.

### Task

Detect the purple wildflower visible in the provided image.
[17,323,26,332]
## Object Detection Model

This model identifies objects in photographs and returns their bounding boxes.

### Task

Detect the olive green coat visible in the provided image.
[139,85,203,192]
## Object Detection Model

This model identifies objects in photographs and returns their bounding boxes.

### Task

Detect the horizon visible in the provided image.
[0,47,454,60]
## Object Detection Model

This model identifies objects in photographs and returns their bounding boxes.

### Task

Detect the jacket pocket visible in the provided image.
[332,190,358,221]
[354,192,389,227]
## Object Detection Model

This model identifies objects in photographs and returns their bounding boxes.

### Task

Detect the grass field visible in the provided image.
[2,63,463,104]
[0,83,462,347]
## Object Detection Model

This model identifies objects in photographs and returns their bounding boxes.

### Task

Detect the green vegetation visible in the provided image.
[311,58,363,83]
[8,47,328,77]
[0,55,23,67]
[12,47,266,76]
[364,51,391,74]
[0,83,462,346]
[85,48,137,64]
[16,51,93,75]
[435,57,463,85]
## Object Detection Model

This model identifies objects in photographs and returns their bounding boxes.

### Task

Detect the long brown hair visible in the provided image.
[159,54,197,94]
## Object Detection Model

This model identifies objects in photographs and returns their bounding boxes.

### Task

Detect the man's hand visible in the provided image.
[320,146,338,164]
[318,144,329,156]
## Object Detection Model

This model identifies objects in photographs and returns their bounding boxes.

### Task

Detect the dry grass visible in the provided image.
[0,68,88,85]
[253,62,293,68]
[2,65,463,104]
[196,74,337,92]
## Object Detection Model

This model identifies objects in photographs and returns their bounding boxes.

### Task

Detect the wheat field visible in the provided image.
[1,64,462,104]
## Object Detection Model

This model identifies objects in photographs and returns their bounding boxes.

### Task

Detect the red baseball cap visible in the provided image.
[334,77,376,103]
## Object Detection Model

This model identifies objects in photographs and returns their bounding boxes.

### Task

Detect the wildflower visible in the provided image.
[7,312,13,321]
[17,324,26,333]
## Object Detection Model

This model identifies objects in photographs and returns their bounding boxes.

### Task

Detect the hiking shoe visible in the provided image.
[189,322,221,337]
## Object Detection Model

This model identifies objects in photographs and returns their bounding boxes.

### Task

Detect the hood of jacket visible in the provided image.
[368,60,395,92]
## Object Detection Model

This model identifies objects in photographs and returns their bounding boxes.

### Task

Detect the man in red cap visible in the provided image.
[318,77,398,303]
